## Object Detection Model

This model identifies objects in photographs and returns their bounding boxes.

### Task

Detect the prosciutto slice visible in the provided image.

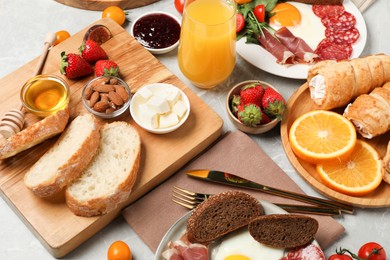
[275,27,318,63]
[256,29,295,64]
[162,240,209,260]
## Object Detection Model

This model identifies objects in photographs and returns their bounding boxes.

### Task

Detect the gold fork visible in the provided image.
[172,186,342,216]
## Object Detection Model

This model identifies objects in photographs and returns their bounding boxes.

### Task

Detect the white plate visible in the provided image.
[154,200,320,259]
[236,0,367,79]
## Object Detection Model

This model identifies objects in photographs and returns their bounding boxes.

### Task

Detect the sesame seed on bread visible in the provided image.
[248,214,319,248]
[186,191,264,244]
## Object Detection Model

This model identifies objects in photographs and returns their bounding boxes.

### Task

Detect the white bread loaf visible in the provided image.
[0,108,69,159]
[65,121,141,217]
[24,114,101,197]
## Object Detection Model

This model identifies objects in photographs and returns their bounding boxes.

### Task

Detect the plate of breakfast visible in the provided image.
[155,191,324,260]
[236,0,367,79]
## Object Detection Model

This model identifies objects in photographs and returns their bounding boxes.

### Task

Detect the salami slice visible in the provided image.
[315,39,352,61]
[322,11,357,31]
[326,27,360,44]
[312,4,345,18]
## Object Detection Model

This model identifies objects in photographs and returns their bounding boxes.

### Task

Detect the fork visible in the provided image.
[172,186,342,216]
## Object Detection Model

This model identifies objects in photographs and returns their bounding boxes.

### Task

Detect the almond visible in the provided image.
[84,86,93,100]
[108,91,124,106]
[114,85,129,102]
[89,91,100,107]
[93,84,115,93]
[93,100,110,112]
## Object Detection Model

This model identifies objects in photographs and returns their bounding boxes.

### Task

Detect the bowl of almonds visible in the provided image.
[82,76,131,119]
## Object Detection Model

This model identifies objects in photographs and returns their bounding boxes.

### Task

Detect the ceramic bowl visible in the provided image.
[20,74,70,117]
[226,80,280,134]
[82,76,131,119]
[130,11,181,55]
[130,83,190,134]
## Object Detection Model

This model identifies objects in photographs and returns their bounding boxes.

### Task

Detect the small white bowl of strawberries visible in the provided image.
[226,80,287,134]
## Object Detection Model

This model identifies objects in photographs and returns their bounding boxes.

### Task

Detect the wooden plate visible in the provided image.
[55,0,160,11]
[280,83,390,208]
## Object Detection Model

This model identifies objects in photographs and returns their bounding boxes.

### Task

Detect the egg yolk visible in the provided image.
[224,255,250,260]
[269,3,301,27]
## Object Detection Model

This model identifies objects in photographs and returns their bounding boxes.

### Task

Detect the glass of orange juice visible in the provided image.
[178,0,236,89]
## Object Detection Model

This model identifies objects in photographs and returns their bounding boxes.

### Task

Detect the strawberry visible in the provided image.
[240,83,264,107]
[237,104,263,127]
[60,51,93,79]
[79,40,108,64]
[230,95,243,116]
[260,112,272,125]
[95,60,120,77]
[261,87,287,120]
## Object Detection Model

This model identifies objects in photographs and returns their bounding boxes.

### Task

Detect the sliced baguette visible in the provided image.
[24,114,100,197]
[0,108,69,159]
[248,214,319,248]
[186,191,264,244]
[65,121,141,217]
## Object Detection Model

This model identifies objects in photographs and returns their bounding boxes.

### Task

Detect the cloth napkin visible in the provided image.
[122,131,345,253]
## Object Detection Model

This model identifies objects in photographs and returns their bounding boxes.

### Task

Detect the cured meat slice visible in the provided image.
[162,240,209,260]
[325,27,360,44]
[256,29,295,64]
[315,39,352,61]
[322,11,356,31]
[274,27,318,63]
[280,244,325,260]
[312,4,345,18]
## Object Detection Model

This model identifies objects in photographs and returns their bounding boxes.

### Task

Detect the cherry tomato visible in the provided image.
[53,30,71,46]
[253,4,265,23]
[174,0,184,14]
[328,254,353,260]
[107,240,132,260]
[236,13,245,33]
[102,6,126,26]
[358,242,386,260]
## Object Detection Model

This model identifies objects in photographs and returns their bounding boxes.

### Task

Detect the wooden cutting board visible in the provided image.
[0,18,223,257]
[55,0,160,11]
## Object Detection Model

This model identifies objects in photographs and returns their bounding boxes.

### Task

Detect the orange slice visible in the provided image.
[316,140,383,196]
[289,110,357,164]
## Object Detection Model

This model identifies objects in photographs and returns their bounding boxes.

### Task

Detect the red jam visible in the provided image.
[133,13,181,49]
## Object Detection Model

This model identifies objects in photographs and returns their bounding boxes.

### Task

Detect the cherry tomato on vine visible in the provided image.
[53,30,71,46]
[174,0,184,14]
[358,242,386,260]
[102,6,126,26]
[107,240,132,260]
[236,13,245,33]
[253,4,265,23]
[328,254,353,260]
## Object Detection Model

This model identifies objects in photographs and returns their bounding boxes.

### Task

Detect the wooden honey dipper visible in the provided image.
[0,32,57,139]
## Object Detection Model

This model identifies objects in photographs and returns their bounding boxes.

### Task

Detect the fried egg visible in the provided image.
[269,2,325,50]
[211,228,284,260]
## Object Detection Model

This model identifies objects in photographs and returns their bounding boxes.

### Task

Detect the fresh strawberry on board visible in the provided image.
[95,60,120,77]
[237,103,263,127]
[261,87,287,120]
[60,51,94,79]
[240,83,265,107]
[79,40,108,64]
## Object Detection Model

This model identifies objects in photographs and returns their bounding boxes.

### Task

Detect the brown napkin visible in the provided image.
[122,131,345,252]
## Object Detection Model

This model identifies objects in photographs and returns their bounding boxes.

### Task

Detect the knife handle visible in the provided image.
[275,203,341,216]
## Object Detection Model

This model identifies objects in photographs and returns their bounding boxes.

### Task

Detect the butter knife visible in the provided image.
[185,169,354,214]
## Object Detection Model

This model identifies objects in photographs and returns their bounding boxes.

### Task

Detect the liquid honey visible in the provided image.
[22,75,69,117]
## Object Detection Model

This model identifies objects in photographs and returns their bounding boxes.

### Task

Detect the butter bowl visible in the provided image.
[130,83,190,134]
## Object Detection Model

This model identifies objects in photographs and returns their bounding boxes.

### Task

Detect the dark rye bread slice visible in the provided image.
[248,214,319,248]
[186,191,264,244]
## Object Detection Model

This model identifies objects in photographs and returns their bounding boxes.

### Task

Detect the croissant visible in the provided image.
[383,141,390,184]
[308,54,390,110]
[343,82,390,139]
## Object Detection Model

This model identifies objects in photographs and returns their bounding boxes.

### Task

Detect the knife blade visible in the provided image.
[185,169,354,214]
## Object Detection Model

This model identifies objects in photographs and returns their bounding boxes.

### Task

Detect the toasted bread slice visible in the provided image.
[248,214,319,248]
[24,114,100,197]
[65,121,141,217]
[0,108,69,159]
[186,191,264,244]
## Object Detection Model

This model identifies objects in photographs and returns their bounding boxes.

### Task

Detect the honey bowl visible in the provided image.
[20,74,70,117]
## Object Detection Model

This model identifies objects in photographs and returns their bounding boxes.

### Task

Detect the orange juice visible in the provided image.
[178,0,236,89]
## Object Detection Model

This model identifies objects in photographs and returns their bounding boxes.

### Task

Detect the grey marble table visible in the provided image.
[0,0,389,259]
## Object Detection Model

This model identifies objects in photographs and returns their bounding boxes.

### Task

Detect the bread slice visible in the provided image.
[248,214,319,248]
[24,114,101,197]
[0,108,69,159]
[186,191,264,244]
[65,121,141,217]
